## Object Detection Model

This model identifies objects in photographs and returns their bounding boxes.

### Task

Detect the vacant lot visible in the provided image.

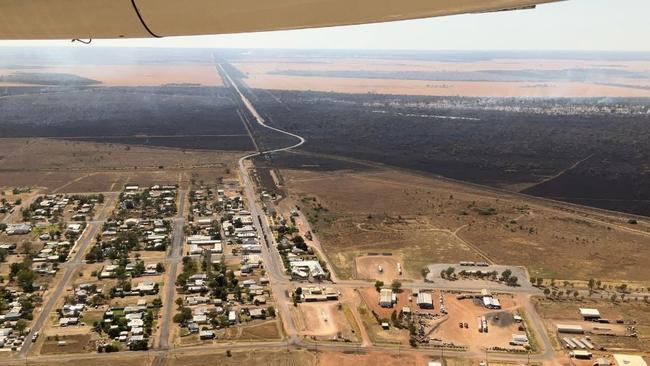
[39,334,95,355]
[219,320,283,342]
[282,166,650,282]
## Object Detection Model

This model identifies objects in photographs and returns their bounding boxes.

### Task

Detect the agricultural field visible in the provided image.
[232,56,650,97]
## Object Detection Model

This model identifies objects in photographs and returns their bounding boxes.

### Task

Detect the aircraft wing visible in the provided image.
[0,0,562,40]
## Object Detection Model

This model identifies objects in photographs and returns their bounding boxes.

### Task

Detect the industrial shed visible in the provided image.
[556,324,584,334]
[417,292,433,309]
[580,308,601,320]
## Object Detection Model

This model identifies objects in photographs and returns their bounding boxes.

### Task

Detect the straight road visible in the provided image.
[19,194,116,357]
[219,61,303,342]
[157,189,187,350]
[218,61,558,362]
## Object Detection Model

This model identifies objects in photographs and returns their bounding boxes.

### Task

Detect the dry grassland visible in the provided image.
[283,168,650,282]
[0,138,244,192]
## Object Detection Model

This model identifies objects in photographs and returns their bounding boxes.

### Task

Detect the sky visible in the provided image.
[0,0,649,51]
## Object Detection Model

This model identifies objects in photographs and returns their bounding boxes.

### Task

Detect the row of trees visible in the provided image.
[374,280,402,293]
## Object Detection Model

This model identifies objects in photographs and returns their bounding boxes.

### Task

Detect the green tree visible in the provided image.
[588,278,596,290]
[17,268,36,292]
[374,280,384,292]
[391,280,402,293]
[500,269,512,281]
[15,319,27,334]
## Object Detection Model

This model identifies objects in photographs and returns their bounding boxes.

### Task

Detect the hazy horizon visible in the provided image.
[0,0,649,52]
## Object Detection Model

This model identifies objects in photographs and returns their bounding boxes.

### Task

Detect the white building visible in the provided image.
[579,308,601,320]
[416,292,433,309]
[613,355,647,366]
[379,289,394,308]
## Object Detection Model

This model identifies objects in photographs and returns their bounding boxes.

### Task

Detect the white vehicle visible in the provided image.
[378,265,383,273]
[32,331,39,342]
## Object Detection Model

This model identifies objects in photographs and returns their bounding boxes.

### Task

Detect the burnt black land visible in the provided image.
[0,72,100,86]
[236,87,650,216]
[0,86,254,151]
[1,48,650,216]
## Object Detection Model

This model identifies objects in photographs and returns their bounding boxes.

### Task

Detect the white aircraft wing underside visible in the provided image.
[0,0,562,40]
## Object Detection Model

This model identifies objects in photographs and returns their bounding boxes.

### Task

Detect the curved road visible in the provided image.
[154,63,559,365]
[218,61,557,363]
[218,62,305,344]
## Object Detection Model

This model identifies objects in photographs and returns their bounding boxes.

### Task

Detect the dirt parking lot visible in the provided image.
[298,302,354,340]
[431,293,522,351]
[356,255,406,282]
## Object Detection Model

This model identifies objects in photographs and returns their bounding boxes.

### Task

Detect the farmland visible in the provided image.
[232,55,650,97]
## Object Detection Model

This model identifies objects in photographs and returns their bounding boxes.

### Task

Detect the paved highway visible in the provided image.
[218,61,558,363]
[218,62,304,342]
